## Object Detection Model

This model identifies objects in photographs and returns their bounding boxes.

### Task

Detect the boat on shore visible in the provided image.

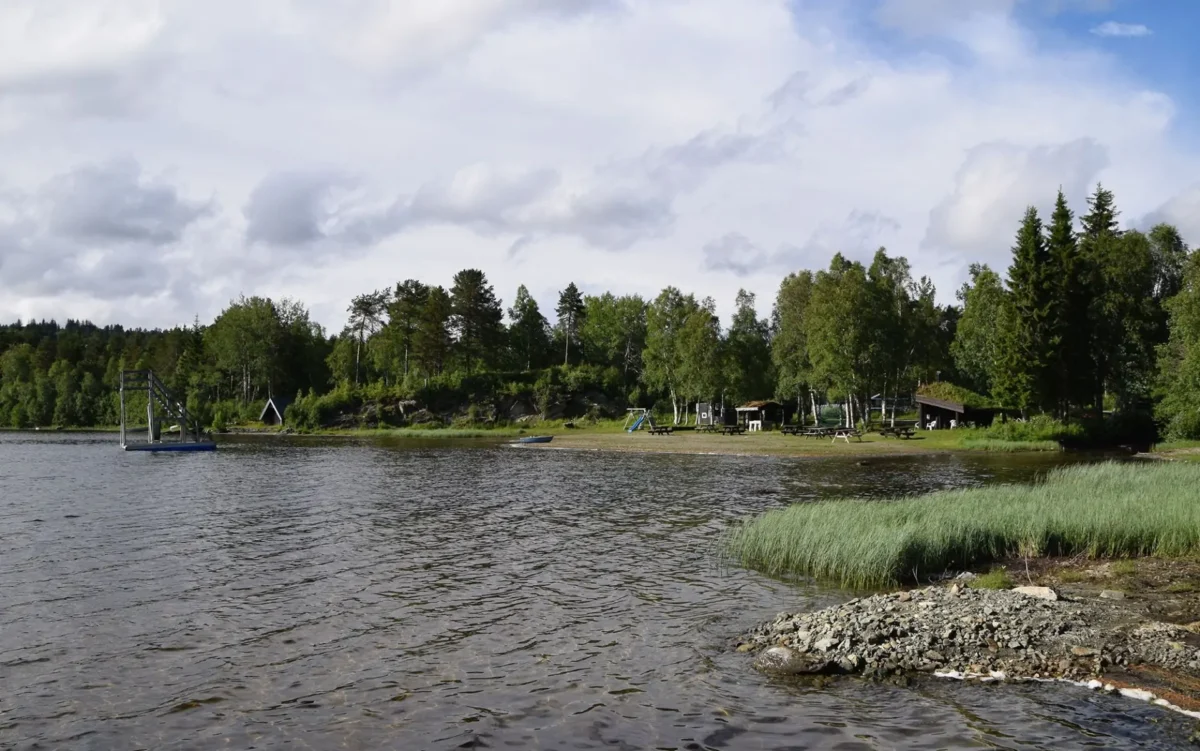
[515,435,553,444]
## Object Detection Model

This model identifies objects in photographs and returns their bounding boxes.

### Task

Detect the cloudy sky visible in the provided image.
[1,0,1198,331]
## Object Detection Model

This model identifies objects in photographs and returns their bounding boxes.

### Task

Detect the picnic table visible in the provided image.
[878,426,915,439]
[830,428,862,443]
[780,425,803,436]
[718,425,746,436]
[802,427,837,438]
[648,426,674,436]
[696,424,719,433]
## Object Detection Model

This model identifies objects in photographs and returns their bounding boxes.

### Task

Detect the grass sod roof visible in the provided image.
[916,382,997,410]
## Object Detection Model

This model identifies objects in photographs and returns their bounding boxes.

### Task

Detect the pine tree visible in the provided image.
[346,290,390,386]
[995,206,1054,414]
[555,282,586,366]
[450,269,505,374]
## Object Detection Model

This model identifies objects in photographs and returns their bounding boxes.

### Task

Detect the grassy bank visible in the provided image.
[728,462,1200,589]
[527,428,1060,457]
[958,438,1061,452]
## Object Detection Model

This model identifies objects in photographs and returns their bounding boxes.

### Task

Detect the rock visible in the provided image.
[738,582,1200,684]
[955,572,978,581]
[1100,590,1126,601]
[753,646,825,675]
[1013,586,1058,602]
[736,643,755,653]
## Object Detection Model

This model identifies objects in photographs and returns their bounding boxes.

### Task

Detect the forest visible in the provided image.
[1,185,1197,440]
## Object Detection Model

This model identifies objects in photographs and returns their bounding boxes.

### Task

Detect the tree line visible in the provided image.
[1,184,1196,437]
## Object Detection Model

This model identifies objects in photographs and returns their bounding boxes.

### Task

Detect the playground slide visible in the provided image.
[628,414,647,432]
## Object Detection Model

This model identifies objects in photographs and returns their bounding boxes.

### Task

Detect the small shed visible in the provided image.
[735,400,788,430]
[915,384,1005,429]
[260,396,293,426]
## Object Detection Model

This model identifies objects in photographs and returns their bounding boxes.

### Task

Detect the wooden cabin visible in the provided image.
[915,393,1005,429]
[735,400,788,431]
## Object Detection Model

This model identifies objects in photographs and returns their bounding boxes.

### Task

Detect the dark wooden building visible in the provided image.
[915,393,1006,429]
[735,400,791,430]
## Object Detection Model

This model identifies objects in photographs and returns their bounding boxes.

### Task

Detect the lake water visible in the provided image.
[2,433,1195,749]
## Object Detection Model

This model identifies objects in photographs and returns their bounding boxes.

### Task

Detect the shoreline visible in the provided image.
[740,572,1200,717]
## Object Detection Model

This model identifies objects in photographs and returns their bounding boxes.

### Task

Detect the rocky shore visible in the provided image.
[739,582,1200,684]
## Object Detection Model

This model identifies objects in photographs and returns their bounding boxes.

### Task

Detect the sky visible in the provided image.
[1,0,1198,332]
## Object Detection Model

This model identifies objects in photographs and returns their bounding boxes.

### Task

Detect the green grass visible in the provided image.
[1165,580,1200,593]
[970,568,1013,589]
[728,462,1200,589]
[959,438,1061,452]
[1057,569,1087,583]
[1110,559,1138,577]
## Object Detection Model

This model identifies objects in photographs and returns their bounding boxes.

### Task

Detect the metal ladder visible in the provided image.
[119,370,203,447]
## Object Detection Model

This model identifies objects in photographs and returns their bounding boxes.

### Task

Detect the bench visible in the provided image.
[648,426,674,436]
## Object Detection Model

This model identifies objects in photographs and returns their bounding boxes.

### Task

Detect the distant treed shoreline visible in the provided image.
[0,184,1196,438]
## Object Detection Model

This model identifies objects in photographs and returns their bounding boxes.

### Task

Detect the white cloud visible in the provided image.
[1090,21,1152,38]
[0,0,1196,329]
[1143,186,1200,245]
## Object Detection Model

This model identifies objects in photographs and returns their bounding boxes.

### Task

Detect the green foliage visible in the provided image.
[555,282,586,367]
[450,269,505,374]
[508,285,552,371]
[951,264,1009,396]
[725,290,773,403]
[1157,250,1200,439]
[728,462,1200,588]
[580,293,647,383]
[983,414,1081,443]
[995,206,1057,413]
[771,271,813,402]
[958,439,1061,453]
[970,568,1013,590]
[916,381,994,409]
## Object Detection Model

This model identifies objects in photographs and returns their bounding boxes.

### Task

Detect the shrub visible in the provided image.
[984,414,1082,443]
[1168,411,1200,441]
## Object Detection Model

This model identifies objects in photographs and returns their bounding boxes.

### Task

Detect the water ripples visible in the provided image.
[1,434,1194,749]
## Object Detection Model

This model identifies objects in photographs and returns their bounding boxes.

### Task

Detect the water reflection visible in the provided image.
[0,434,1190,750]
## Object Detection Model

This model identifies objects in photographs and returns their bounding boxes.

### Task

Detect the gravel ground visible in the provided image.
[739,583,1200,682]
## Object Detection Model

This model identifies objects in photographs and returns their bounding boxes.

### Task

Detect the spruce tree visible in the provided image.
[1078,184,1123,414]
[995,206,1053,413]
[1046,189,1088,418]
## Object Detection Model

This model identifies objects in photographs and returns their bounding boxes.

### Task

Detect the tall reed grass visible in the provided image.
[728,462,1200,589]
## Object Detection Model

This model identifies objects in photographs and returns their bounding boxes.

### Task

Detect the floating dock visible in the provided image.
[119,370,217,452]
